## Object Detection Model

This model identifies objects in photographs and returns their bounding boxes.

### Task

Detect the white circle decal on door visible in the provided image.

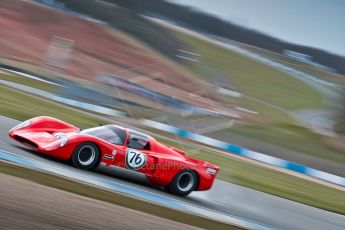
[125,149,147,170]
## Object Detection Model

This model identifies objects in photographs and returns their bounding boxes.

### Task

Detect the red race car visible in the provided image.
[9,116,219,196]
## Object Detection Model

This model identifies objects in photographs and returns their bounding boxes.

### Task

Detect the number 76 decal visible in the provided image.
[126,149,147,170]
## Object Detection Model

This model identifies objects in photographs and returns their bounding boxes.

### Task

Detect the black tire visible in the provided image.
[72,142,100,170]
[166,170,198,196]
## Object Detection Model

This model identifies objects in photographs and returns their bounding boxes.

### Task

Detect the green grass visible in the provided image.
[0,72,57,92]
[0,162,242,230]
[240,44,345,86]
[0,85,103,129]
[167,27,345,165]
[173,30,323,111]
[235,96,294,123]
[157,137,345,215]
[227,123,345,164]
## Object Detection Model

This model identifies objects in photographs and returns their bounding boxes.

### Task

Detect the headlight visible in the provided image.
[44,137,69,150]
[206,168,217,175]
[53,133,68,147]
[53,132,65,139]
[59,137,68,147]
[10,120,31,132]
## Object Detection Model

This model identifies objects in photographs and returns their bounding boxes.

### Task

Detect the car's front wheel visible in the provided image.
[72,142,100,170]
[166,170,198,196]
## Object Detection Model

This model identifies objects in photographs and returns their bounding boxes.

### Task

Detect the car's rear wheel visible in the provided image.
[166,170,198,196]
[72,142,100,170]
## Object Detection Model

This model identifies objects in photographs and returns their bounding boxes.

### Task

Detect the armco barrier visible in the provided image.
[142,119,345,187]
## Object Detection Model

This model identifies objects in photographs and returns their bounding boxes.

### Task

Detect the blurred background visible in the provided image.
[0,0,345,229]
[1,0,345,172]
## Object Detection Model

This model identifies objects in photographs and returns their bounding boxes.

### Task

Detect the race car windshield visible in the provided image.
[80,125,126,145]
[127,130,150,150]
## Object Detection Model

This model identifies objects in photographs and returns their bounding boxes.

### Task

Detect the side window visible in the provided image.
[127,131,150,150]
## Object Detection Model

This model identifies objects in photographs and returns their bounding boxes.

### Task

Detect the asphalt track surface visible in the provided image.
[1,116,345,230]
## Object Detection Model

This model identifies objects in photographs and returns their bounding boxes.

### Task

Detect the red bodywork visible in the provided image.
[9,116,219,191]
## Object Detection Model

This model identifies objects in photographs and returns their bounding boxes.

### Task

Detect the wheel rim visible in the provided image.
[78,145,96,166]
[177,172,194,192]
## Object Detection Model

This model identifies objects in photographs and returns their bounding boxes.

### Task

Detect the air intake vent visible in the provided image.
[14,135,38,149]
